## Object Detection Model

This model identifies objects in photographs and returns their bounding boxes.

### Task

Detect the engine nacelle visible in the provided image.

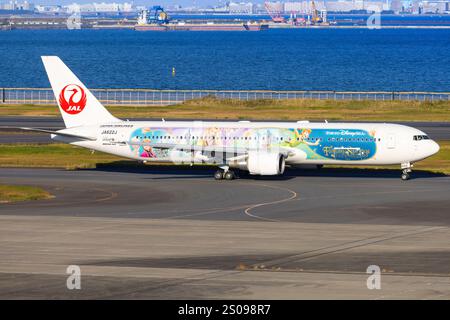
[247,151,286,175]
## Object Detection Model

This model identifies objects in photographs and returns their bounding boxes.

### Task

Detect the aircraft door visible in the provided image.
[387,133,396,149]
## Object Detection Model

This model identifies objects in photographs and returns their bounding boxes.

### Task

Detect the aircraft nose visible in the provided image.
[430,140,440,156]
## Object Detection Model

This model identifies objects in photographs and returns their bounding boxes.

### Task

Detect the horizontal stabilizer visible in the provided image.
[20,127,96,141]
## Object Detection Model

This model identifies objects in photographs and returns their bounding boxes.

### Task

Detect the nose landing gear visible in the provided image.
[401,170,410,181]
[401,162,413,181]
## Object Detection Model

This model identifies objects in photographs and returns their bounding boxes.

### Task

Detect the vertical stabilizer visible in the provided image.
[41,56,120,128]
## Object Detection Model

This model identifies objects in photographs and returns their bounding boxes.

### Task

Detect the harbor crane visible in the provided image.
[265,2,286,23]
[310,0,323,24]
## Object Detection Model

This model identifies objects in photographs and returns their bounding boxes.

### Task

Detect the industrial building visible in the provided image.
[65,2,134,14]
[268,0,392,13]
[228,2,255,14]
[0,0,34,11]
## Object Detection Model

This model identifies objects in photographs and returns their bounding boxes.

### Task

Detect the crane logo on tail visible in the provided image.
[59,84,87,115]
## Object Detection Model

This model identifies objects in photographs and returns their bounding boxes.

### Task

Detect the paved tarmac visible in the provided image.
[1,167,449,299]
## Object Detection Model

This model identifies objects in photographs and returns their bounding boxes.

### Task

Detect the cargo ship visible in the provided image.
[135,21,268,31]
[135,6,268,31]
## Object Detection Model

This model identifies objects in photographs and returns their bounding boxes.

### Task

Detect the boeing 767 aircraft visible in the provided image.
[22,56,440,180]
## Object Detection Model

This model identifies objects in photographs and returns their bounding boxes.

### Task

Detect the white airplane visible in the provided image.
[22,56,440,181]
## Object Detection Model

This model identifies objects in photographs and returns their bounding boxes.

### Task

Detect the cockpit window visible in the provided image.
[413,135,430,141]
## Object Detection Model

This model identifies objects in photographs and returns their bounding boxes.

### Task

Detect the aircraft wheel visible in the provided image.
[214,170,224,180]
[224,171,235,180]
[401,172,410,181]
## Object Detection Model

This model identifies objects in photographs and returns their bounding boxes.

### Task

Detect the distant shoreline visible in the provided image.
[4,24,450,30]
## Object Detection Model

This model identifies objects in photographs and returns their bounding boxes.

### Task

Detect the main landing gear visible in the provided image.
[214,166,237,180]
[401,162,413,181]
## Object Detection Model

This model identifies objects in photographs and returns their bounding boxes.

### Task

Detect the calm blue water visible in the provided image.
[1,28,449,91]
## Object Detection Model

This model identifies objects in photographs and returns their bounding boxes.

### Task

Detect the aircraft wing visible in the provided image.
[129,141,248,154]
[127,140,293,160]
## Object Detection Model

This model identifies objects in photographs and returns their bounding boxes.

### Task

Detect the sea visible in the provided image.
[1,18,450,92]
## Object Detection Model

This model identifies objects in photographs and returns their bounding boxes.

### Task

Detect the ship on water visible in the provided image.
[134,6,268,32]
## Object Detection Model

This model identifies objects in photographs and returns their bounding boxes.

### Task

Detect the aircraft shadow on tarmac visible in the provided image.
[86,161,447,180]
[81,253,288,271]
[80,250,450,274]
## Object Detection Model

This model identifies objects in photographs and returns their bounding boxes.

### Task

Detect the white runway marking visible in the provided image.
[241,183,298,222]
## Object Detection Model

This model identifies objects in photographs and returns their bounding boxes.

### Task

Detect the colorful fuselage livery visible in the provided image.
[127,126,377,162]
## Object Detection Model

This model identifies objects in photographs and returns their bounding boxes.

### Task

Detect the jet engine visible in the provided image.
[246,151,286,175]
